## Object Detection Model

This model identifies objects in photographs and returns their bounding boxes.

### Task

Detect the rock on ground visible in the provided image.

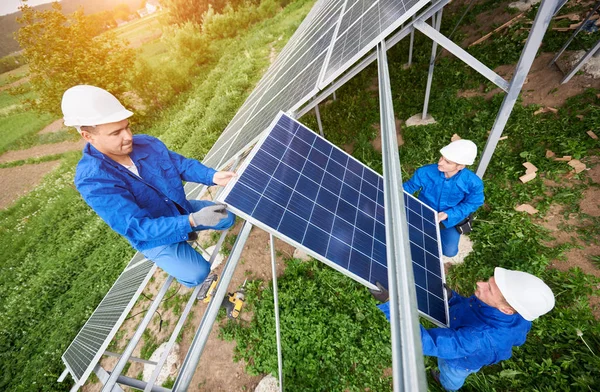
[293,248,312,261]
[142,342,180,386]
[572,50,600,79]
[508,0,540,12]
[405,113,437,127]
[255,374,280,392]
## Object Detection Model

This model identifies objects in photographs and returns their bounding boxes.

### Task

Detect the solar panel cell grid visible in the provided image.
[220,113,448,326]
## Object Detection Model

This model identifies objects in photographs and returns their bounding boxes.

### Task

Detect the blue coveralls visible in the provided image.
[378,292,531,391]
[403,164,484,257]
[75,135,235,287]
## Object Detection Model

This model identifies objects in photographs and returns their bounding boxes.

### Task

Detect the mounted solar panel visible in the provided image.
[61,257,156,388]
[203,0,433,171]
[218,112,449,327]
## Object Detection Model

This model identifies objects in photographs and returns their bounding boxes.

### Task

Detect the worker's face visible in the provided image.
[81,119,133,159]
[474,277,510,310]
[437,156,465,175]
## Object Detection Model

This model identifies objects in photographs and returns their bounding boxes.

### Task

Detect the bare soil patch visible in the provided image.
[38,119,66,134]
[458,52,600,107]
[458,0,515,47]
[370,118,405,152]
[0,161,61,209]
[0,140,85,164]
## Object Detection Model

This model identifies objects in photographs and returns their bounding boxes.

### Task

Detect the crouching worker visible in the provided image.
[62,85,236,287]
[373,268,555,391]
[403,140,484,257]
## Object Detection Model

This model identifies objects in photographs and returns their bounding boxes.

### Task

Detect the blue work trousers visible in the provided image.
[440,226,461,257]
[438,358,477,391]
[142,200,235,287]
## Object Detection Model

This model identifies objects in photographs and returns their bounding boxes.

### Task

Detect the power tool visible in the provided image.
[222,279,246,319]
[197,273,218,303]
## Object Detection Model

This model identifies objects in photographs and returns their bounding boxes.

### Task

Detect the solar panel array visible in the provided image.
[203,0,432,170]
[61,257,156,386]
[219,113,448,326]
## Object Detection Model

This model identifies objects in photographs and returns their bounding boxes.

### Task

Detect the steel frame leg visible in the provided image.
[477,0,560,177]
[422,10,443,120]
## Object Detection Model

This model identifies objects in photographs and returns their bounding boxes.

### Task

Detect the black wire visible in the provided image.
[124,285,182,330]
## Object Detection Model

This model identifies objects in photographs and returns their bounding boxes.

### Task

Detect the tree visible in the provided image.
[15,3,135,115]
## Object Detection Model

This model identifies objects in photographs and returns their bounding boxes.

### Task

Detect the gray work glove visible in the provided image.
[369,281,389,302]
[190,203,228,227]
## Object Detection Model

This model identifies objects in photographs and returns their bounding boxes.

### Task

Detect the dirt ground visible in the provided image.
[459,52,600,107]
[0,160,61,209]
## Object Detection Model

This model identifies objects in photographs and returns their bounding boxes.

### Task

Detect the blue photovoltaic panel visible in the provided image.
[219,112,448,326]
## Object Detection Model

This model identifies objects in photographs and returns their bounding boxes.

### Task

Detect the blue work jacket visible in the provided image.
[403,164,484,228]
[75,135,217,251]
[378,292,531,371]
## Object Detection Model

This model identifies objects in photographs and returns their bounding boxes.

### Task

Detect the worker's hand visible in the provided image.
[189,203,228,227]
[437,211,448,223]
[443,283,453,299]
[213,171,236,186]
[369,281,389,302]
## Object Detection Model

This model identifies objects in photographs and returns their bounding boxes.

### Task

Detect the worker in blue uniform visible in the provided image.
[62,85,236,288]
[373,268,555,391]
[403,139,484,257]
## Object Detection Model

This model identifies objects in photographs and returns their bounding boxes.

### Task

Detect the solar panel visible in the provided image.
[202,0,432,171]
[218,112,449,327]
[61,258,156,387]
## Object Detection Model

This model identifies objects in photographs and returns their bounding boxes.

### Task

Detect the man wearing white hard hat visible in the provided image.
[62,85,236,288]
[376,268,555,391]
[403,139,484,258]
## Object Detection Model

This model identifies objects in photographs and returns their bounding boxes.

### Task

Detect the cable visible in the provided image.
[124,285,182,332]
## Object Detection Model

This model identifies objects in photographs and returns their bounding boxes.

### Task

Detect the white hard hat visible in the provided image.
[494,267,555,321]
[61,85,133,131]
[440,139,478,165]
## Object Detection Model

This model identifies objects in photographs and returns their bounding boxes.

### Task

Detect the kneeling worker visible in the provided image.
[403,139,484,257]
[374,268,555,391]
[62,85,236,287]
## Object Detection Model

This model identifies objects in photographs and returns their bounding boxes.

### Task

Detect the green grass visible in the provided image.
[113,12,163,48]
[0,64,28,88]
[0,111,55,154]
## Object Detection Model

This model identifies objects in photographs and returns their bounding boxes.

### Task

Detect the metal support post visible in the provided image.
[96,365,170,392]
[269,234,284,392]
[561,38,600,84]
[101,276,175,392]
[414,20,509,91]
[408,16,415,66]
[377,41,427,391]
[173,222,253,391]
[477,0,560,177]
[314,104,324,137]
[332,91,337,101]
[548,0,600,66]
[143,229,231,392]
[422,10,443,120]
